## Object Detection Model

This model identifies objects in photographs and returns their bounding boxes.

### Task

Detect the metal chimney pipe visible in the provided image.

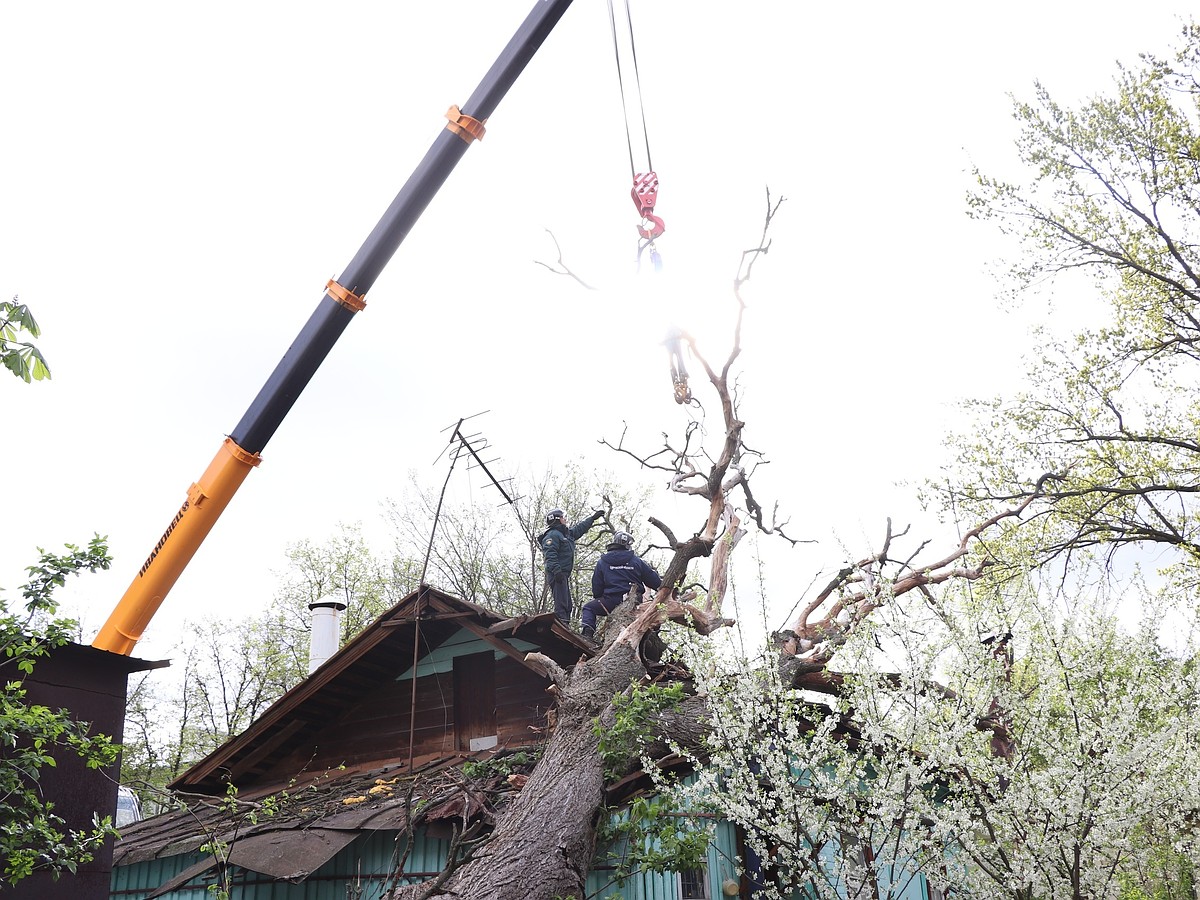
[308,599,347,674]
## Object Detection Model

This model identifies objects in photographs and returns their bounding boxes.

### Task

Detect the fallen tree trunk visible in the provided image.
[390,598,695,900]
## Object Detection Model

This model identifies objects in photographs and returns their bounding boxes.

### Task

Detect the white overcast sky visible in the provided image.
[1,1,1193,660]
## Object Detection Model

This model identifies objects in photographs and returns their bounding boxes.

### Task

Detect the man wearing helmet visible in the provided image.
[583,531,662,642]
[540,507,604,627]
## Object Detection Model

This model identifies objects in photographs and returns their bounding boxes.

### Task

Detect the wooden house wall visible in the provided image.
[270,630,551,776]
[494,652,556,744]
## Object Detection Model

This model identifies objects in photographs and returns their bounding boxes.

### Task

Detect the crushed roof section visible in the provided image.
[117,751,536,887]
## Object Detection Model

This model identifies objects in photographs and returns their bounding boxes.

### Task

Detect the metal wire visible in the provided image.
[608,0,654,177]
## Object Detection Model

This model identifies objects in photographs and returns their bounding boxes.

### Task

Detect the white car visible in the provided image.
[115,786,142,827]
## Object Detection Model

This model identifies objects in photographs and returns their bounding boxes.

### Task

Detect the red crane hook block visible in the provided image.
[631,171,665,240]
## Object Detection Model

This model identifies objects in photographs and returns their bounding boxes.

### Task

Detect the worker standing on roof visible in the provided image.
[583,530,662,642]
[540,508,604,627]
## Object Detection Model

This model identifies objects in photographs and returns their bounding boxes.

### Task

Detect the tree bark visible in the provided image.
[390,603,654,900]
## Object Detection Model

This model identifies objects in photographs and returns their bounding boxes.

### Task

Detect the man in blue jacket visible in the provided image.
[540,507,603,626]
[583,531,662,641]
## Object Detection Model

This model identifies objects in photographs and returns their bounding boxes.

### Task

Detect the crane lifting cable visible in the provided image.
[608,0,690,404]
[608,0,664,258]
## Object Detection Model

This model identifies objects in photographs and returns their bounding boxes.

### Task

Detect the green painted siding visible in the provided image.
[110,829,447,900]
[112,765,938,900]
[110,850,208,897]
[586,816,741,900]
[112,818,939,900]
[396,628,537,681]
[111,817,737,900]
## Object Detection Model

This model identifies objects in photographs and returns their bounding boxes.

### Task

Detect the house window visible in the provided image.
[679,866,709,900]
[453,651,496,751]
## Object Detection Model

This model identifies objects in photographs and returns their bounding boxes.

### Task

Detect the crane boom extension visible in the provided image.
[92,0,575,655]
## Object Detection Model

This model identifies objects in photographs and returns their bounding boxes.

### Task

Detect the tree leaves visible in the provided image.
[946,26,1200,592]
[0,537,119,886]
[1,297,51,384]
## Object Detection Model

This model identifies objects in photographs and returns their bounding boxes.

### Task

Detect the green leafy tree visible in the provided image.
[0,537,119,886]
[122,611,324,797]
[1,296,51,383]
[939,22,1200,592]
[178,615,309,758]
[122,609,311,808]
[690,30,1200,900]
[268,521,415,644]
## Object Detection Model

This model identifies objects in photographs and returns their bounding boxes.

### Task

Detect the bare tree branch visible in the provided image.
[532,229,596,290]
[782,480,1054,674]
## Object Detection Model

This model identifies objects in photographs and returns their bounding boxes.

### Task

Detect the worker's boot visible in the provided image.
[581,623,595,642]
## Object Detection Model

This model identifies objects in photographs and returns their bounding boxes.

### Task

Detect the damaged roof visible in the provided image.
[115,751,533,894]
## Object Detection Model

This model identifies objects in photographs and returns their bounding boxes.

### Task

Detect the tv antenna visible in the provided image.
[420,412,519,584]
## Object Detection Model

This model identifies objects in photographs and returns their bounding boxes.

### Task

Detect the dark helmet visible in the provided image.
[613,531,634,549]
[545,508,565,524]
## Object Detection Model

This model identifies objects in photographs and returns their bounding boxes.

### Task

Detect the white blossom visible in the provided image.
[659,578,1200,900]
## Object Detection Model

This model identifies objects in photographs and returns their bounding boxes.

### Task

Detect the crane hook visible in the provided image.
[637,214,665,241]
[631,171,665,240]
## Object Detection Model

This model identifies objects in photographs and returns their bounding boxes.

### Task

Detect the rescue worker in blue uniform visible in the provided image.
[583,530,662,641]
[540,508,603,626]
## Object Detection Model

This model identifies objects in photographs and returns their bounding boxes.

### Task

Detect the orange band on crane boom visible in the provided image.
[325,279,366,312]
[445,105,487,143]
[91,437,262,655]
